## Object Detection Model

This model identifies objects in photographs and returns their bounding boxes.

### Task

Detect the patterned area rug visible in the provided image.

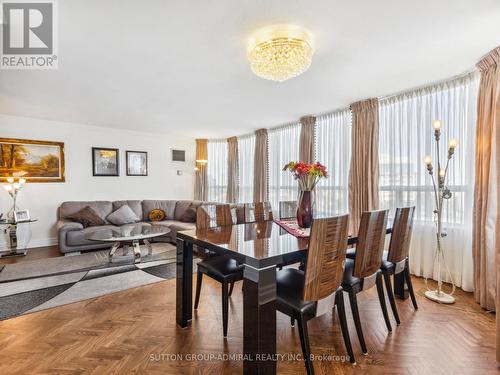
[0,243,185,320]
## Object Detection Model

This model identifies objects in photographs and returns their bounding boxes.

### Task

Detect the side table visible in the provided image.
[0,219,37,258]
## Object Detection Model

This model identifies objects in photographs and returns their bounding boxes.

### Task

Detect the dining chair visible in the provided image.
[194,204,243,338]
[279,200,297,219]
[230,203,246,224]
[196,204,234,229]
[345,207,418,323]
[341,209,392,355]
[276,215,356,375]
[244,202,274,222]
[380,206,418,324]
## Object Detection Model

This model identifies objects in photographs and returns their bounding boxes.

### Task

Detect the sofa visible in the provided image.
[57,199,203,254]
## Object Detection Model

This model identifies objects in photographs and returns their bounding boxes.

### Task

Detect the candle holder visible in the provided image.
[3,177,26,220]
[423,120,457,304]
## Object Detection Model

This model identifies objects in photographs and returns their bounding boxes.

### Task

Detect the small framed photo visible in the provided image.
[126,151,148,176]
[92,147,119,176]
[14,209,30,223]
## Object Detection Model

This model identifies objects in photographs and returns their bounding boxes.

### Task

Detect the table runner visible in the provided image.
[273,219,310,238]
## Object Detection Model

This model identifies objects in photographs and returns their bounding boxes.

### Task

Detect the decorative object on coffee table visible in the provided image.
[126,151,148,176]
[3,176,26,220]
[92,147,119,176]
[423,120,458,304]
[283,161,328,228]
[0,138,65,183]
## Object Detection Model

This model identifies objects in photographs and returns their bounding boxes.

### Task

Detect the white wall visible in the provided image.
[0,114,196,250]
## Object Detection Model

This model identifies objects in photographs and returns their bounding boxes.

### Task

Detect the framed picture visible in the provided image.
[126,151,148,176]
[0,138,65,183]
[92,147,119,176]
[14,209,30,223]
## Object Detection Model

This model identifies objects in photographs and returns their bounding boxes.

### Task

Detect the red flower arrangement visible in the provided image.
[283,161,328,191]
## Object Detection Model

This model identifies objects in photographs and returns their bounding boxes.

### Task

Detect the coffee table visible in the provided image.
[87,223,170,263]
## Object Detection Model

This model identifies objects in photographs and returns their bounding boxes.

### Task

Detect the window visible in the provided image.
[378,73,479,291]
[207,139,228,202]
[268,122,301,214]
[315,109,351,217]
[237,134,255,203]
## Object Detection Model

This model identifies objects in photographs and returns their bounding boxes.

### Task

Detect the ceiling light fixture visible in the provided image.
[248,24,314,82]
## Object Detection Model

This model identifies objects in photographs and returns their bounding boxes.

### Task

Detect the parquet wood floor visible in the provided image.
[0,274,496,374]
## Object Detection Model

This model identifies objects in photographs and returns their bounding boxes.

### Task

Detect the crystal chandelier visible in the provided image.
[248,25,313,82]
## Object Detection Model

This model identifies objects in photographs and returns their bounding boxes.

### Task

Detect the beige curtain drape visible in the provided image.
[253,128,268,203]
[471,47,500,361]
[227,137,238,203]
[194,139,208,201]
[348,98,380,234]
[299,116,316,164]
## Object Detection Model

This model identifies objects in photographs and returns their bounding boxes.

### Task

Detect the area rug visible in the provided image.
[0,243,189,320]
[0,242,176,283]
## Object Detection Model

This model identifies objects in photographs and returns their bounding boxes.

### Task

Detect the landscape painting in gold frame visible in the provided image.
[0,138,65,183]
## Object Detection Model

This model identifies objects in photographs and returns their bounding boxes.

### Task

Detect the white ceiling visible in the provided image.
[1,0,499,138]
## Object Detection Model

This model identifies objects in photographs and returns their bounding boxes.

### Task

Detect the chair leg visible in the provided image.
[376,273,392,332]
[347,290,368,355]
[228,281,235,297]
[222,282,229,338]
[297,315,314,375]
[383,271,401,325]
[291,316,295,327]
[404,265,418,310]
[194,271,203,310]
[335,292,356,364]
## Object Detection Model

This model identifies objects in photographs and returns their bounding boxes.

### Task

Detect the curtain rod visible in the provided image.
[378,68,478,101]
[208,67,478,142]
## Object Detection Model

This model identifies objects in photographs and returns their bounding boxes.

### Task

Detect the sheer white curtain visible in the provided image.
[207,139,228,202]
[315,109,351,217]
[268,122,301,214]
[237,134,255,204]
[379,73,479,291]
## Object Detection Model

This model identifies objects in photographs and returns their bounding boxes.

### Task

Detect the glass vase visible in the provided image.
[296,190,313,228]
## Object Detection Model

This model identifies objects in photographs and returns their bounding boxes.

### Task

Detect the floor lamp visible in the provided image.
[423,120,457,304]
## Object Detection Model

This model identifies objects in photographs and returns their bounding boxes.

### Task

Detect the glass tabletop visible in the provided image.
[178,220,392,268]
[0,219,38,225]
[88,223,170,242]
[180,221,309,263]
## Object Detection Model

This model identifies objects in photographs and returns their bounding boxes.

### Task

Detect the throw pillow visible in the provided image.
[149,209,166,222]
[67,206,105,228]
[106,205,139,226]
[180,204,197,223]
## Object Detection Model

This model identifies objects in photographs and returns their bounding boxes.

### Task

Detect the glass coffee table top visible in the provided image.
[87,223,169,242]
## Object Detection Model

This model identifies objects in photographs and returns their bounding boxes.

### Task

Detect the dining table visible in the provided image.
[176,220,395,374]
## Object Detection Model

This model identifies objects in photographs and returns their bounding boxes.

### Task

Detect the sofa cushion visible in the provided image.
[66,225,120,246]
[179,204,197,223]
[60,201,113,223]
[106,205,140,226]
[174,200,203,221]
[142,200,177,220]
[149,209,166,221]
[112,200,143,219]
[66,206,106,228]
